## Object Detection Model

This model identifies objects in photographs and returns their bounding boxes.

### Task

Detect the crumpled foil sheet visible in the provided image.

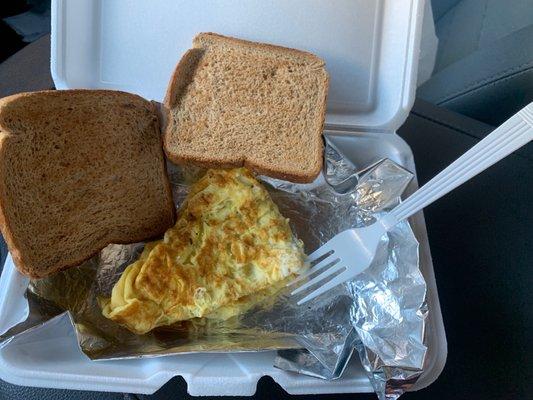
[266,143,428,399]
[0,141,428,399]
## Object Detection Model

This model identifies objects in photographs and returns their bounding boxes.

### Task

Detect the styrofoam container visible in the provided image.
[0,0,447,395]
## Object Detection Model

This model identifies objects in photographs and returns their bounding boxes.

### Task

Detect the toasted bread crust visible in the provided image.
[193,32,327,65]
[163,151,323,184]
[163,48,205,110]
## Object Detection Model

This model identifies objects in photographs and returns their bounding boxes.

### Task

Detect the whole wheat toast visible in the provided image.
[0,90,175,278]
[163,33,329,183]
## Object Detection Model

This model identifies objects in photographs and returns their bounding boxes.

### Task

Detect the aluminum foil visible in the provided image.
[268,144,428,399]
[0,141,428,399]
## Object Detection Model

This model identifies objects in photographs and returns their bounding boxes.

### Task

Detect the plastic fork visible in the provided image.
[290,103,533,305]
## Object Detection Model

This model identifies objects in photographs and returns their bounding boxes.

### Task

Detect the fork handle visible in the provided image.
[380,102,533,230]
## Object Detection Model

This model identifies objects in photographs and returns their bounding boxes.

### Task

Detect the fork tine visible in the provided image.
[291,261,342,295]
[306,244,334,264]
[306,230,348,262]
[296,269,348,305]
[287,255,339,287]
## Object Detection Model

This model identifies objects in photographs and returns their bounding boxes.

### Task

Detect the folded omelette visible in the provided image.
[100,168,305,334]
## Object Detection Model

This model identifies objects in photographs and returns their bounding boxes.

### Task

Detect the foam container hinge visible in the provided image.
[0,0,447,395]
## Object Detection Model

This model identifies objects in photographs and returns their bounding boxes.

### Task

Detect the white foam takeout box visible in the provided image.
[0,0,447,396]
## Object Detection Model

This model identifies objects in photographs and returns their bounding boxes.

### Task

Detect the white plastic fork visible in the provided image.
[290,103,533,305]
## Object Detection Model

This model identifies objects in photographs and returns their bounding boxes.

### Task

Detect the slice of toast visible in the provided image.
[0,90,175,278]
[163,33,329,183]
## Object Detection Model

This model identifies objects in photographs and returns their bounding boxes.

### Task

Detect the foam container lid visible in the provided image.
[51,0,424,132]
[0,0,447,396]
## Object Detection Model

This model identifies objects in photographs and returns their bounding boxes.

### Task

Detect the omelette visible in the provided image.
[100,168,305,334]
